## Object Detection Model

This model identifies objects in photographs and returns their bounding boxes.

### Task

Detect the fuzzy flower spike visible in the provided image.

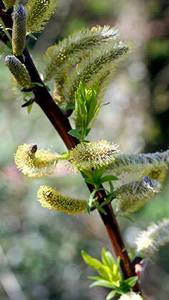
[68,140,119,171]
[15,144,60,177]
[135,219,169,257]
[108,150,169,183]
[5,55,32,89]
[114,176,160,215]
[37,185,87,214]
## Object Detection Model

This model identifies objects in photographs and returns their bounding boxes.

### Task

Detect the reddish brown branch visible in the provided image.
[0,2,139,291]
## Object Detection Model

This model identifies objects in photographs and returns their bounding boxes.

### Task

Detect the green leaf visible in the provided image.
[88,190,97,208]
[106,290,116,300]
[68,129,81,140]
[88,275,104,281]
[81,251,103,270]
[27,103,33,113]
[101,248,115,270]
[100,175,118,183]
[74,82,100,138]
[124,276,138,288]
[33,82,44,88]
[90,280,117,289]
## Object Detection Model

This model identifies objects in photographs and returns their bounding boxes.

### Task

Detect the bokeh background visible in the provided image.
[0,0,169,299]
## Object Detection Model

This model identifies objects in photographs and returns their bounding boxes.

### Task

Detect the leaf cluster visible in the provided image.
[82,248,138,300]
[69,82,100,141]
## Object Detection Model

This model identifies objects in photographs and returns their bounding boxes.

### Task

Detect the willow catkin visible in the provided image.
[44,26,119,81]
[5,55,32,89]
[114,176,160,215]
[15,144,60,177]
[135,219,169,257]
[12,4,27,56]
[37,185,87,214]
[109,151,169,183]
[68,140,119,171]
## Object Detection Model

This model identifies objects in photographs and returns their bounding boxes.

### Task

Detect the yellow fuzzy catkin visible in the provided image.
[37,185,87,214]
[135,219,169,257]
[114,176,160,215]
[3,0,16,8]
[15,144,59,177]
[12,4,27,56]
[5,55,32,89]
[68,140,119,171]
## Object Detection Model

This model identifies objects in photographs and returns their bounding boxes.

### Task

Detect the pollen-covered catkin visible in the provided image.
[135,219,169,257]
[37,185,87,214]
[68,140,119,171]
[15,144,60,177]
[114,176,160,215]
[12,4,27,56]
[3,0,16,8]
[5,55,32,89]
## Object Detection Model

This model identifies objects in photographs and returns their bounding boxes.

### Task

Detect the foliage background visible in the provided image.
[0,0,169,299]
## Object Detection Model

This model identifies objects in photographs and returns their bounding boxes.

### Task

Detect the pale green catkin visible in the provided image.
[37,185,87,214]
[44,26,119,81]
[12,4,27,56]
[63,42,128,102]
[26,0,58,33]
[113,176,160,215]
[109,151,169,183]
[136,219,169,257]
[5,55,32,89]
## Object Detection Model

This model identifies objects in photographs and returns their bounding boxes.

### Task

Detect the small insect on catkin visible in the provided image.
[114,176,160,215]
[15,144,60,178]
[69,140,119,171]
[3,0,16,8]
[135,219,169,257]
[37,185,87,214]
[5,55,32,89]
[12,4,27,56]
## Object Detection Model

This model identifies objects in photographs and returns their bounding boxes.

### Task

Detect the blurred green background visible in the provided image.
[0,0,169,299]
